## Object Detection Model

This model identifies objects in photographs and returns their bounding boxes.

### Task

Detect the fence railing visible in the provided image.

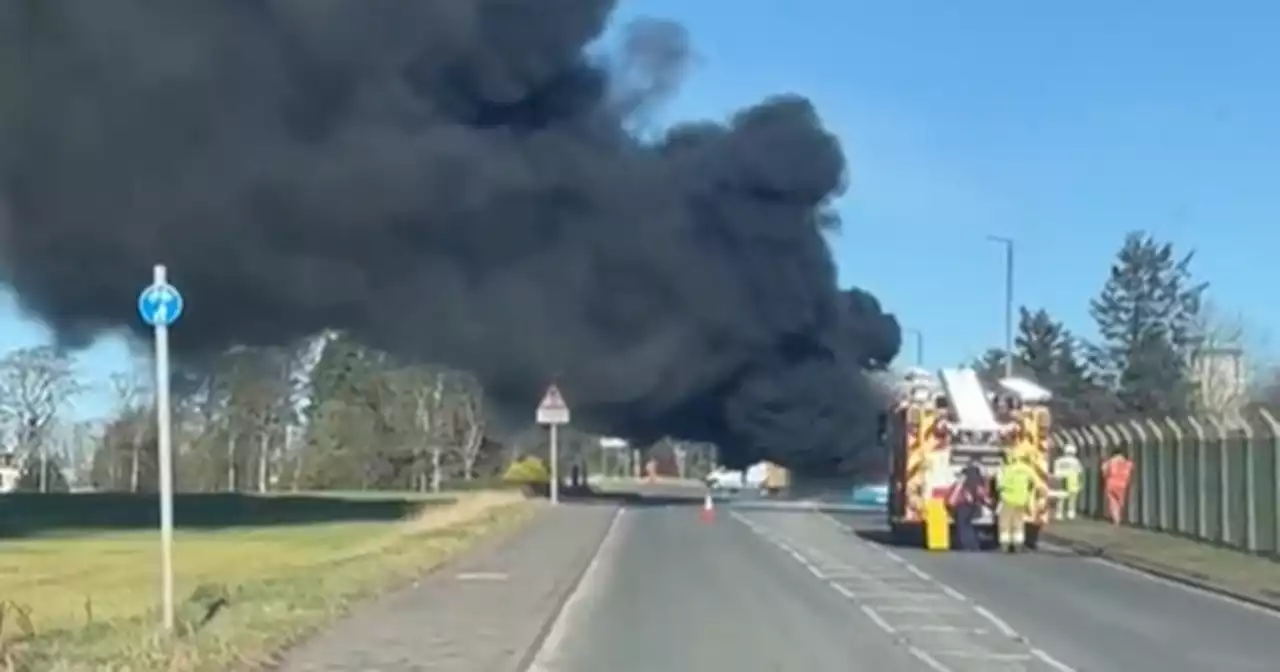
[1054,407,1280,557]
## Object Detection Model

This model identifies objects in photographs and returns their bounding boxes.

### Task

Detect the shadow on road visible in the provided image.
[558,489,706,508]
[851,526,899,546]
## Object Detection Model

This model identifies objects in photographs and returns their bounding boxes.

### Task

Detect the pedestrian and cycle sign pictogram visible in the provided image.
[138,281,184,327]
[536,384,570,425]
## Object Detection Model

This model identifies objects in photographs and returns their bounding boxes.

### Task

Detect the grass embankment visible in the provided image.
[0,490,538,671]
[1048,519,1280,604]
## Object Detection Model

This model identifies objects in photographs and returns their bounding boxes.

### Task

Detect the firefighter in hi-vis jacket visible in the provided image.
[996,452,1040,552]
[1052,444,1083,520]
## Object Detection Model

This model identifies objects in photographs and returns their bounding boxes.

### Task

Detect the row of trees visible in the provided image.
[0,332,718,493]
[0,333,500,493]
[970,231,1273,425]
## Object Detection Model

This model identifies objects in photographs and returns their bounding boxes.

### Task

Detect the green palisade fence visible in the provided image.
[1055,408,1280,557]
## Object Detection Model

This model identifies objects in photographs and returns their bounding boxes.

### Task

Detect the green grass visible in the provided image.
[1049,519,1280,602]
[0,491,538,671]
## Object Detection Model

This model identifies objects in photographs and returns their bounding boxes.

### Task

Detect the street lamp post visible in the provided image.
[904,328,924,366]
[986,235,1015,378]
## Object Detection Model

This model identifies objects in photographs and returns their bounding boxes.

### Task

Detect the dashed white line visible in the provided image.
[1032,647,1080,672]
[907,646,953,672]
[830,582,856,599]
[971,604,1019,638]
[933,650,1033,661]
[861,604,899,633]
[735,510,1081,672]
[904,564,933,581]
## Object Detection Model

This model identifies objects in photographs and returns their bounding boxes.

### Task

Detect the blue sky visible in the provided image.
[3,0,1278,419]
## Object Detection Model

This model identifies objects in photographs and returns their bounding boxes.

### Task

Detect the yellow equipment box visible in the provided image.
[925,498,950,551]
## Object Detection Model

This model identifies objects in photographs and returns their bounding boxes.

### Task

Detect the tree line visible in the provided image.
[0,331,718,493]
[970,231,1276,426]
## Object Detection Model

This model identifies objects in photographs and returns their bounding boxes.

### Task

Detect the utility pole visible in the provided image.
[904,329,924,366]
[987,235,1015,378]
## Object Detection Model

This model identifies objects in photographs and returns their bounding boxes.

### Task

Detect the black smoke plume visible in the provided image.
[0,1,900,474]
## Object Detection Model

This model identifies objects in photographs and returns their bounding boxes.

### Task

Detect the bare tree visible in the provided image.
[0,346,84,492]
[407,370,446,493]
[453,376,486,480]
[109,370,151,492]
[220,346,293,492]
[1190,300,1265,415]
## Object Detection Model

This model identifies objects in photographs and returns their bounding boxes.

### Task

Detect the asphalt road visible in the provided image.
[527,496,1280,671]
[828,510,1280,672]
[526,502,928,672]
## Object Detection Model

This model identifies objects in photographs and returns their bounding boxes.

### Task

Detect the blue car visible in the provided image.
[850,482,889,510]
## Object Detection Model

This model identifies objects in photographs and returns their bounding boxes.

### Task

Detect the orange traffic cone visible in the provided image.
[700,493,716,523]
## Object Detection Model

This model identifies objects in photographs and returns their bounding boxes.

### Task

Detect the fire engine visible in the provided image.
[884,367,1053,550]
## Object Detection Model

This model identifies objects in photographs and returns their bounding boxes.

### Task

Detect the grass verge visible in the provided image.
[1,491,538,671]
[1046,519,1280,606]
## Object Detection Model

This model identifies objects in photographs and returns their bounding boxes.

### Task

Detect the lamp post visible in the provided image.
[904,328,924,366]
[986,235,1015,378]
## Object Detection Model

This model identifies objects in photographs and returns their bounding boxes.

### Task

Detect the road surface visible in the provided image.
[828,510,1280,672]
[527,502,925,671]
[529,500,1280,671]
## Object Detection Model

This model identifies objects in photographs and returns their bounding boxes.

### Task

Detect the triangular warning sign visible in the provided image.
[538,384,567,411]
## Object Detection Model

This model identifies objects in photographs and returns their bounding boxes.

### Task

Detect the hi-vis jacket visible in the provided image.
[1053,455,1083,494]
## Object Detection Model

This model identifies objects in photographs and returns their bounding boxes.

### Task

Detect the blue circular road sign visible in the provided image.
[138,282,184,327]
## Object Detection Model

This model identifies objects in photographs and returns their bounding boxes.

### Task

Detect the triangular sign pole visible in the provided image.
[536,382,571,506]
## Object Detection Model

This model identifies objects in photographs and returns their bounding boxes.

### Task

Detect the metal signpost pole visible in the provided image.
[549,423,559,505]
[536,384,569,506]
[987,235,1016,378]
[138,264,183,632]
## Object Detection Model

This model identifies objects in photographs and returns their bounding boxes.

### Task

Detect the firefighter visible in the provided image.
[1052,444,1083,520]
[996,452,1038,552]
[947,458,989,551]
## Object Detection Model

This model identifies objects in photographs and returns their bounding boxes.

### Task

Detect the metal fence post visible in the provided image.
[1236,413,1258,553]
[1164,417,1185,534]
[1144,418,1165,530]
[1256,408,1280,556]
[1125,419,1151,527]
[1186,416,1208,541]
[1205,416,1230,545]
[1085,425,1108,518]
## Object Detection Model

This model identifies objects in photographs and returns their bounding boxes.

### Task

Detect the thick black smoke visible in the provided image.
[0,1,900,474]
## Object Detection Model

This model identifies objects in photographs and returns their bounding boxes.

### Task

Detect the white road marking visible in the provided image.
[908,646,953,672]
[734,509,1081,672]
[455,571,510,581]
[1032,647,1080,672]
[525,508,625,672]
[934,651,1033,661]
[861,603,899,633]
[971,605,1019,639]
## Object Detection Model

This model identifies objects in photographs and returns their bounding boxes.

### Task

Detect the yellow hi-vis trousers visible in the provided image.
[998,503,1028,547]
[1055,491,1079,520]
[1055,474,1081,520]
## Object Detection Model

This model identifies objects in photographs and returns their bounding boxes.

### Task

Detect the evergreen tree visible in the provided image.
[1011,307,1111,423]
[971,348,1017,386]
[968,306,1116,425]
[1089,232,1206,415]
[1014,307,1063,383]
